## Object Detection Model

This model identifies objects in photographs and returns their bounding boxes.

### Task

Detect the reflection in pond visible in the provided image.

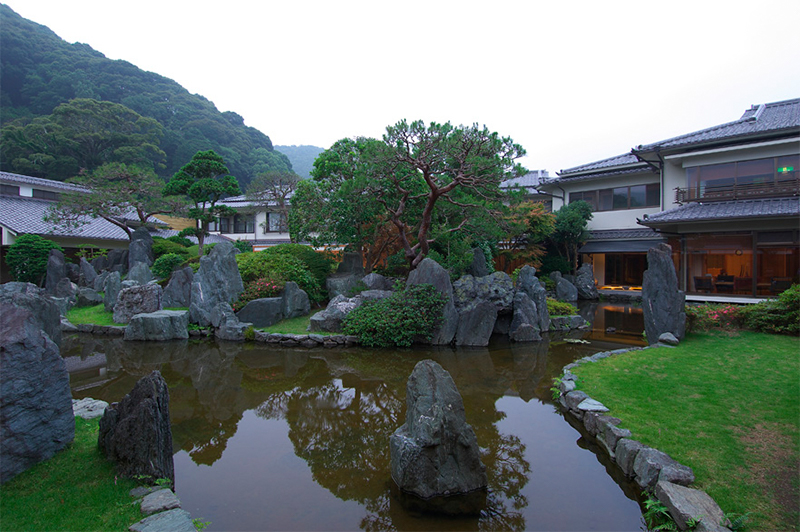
[65,304,646,531]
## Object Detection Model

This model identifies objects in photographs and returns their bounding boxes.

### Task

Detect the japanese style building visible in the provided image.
[539,98,799,298]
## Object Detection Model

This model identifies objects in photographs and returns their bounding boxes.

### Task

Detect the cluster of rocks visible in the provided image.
[128,486,196,532]
[253,331,359,348]
[309,255,587,347]
[390,360,487,515]
[554,349,731,532]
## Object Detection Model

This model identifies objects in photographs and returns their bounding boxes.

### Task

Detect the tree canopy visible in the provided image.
[0,4,291,188]
[163,150,241,255]
[551,200,593,273]
[44,162,186,240]
[291,121,526,271]
[245,170,301,234]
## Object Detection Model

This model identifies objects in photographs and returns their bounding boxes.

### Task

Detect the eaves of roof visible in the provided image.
[0,171,89,194]
[639,198,800,226]
[545,166,656,186]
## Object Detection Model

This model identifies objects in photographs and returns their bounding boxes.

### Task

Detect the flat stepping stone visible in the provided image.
[140,488,181,516]
[129,508,195,532]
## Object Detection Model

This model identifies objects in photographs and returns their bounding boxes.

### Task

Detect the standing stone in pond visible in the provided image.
[98,371,174,486]
[642,243,686,345]
[575,263,598,300]
[390,360,487,502]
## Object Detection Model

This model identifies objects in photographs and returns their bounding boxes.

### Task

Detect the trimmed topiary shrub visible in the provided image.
[5,234,63,285]
[235,251,323,302]
[151,253,186,279]
[152,237,191,260]
[233,240,253,253]
[263,244,335,289]
[342,284,446,347]
[166,235,193,247]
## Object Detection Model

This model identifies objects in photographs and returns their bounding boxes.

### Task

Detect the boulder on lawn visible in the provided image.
[113,284,163,324]
[642,243,686,345]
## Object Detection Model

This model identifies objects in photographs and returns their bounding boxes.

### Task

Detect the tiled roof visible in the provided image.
[0,171,89,193]
[589,228,662,240]
[0,195,130,241]
[641,198,800,224]
[550,165,656,184]
[559,153,641,175]
[635,98,800,152]
[149,229,232,244]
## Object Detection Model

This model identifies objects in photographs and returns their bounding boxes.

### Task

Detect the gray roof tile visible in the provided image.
[0,171,89,193]
[642,198,800,224]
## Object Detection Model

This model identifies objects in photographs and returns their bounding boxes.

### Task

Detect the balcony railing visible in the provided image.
[675,177,800,203]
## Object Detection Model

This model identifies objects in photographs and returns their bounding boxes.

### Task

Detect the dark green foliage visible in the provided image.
[263,244,335,290]
[151,253,186,279]
[0,5,291,188]
[235,251,323,302]
[546,298,578,316]
[233,240,253,253]
[151,237,191,260]
[5,234,63,285]
[739,284,799,335]
[166,235,192,247]
[551,201,593,273]
[539,252,571,278]
[342,284,446,347]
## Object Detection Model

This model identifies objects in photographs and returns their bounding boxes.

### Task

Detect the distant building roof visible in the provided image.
[0,195,130,241]
[0,171,89,193]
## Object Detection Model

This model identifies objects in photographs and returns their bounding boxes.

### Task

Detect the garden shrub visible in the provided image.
[342,284,446,347]
[263,244,335,289]
[539,253,571,277]
[232,278,283,312]
[166,235,193,247]
[685,303,743,332]
[5,234,63,285]
[152,237,191,260]
[151,253,186,279]
[235,251,323,302]
[547,297,577,316]
[739,284,800,335]
[233,240,253,253]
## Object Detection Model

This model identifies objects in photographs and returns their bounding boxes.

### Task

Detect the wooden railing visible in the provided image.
[675,178,800,203]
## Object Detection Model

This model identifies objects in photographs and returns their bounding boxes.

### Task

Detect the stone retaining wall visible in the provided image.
[554,347,732,532]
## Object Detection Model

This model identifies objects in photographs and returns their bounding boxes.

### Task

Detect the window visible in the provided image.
[233,214,254,234]
[686,155,800,197]
[219,217,230,233]
[0,184,20,196]
[570,183,660,212]
[32,189,59,201]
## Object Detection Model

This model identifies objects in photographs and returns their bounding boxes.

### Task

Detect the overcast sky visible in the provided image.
[6,0,800,174]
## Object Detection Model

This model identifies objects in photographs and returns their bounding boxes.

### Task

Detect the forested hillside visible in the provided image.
[0,4,291,188]
[274,145,324,178]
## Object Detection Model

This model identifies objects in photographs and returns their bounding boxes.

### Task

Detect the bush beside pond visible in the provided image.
[687,284,799,335]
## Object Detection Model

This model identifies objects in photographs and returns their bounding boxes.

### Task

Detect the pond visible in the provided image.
[65,303,648,531]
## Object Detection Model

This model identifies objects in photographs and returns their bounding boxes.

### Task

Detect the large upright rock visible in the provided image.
[406,258,457,345]
[337,252,365,276]
[128,227,154,269]
[390,360,487,501]
[0,282,62,347]
[162,267,193,309]
[105,248,129,274]
[98,371,174,486]
[551,271,578,302]
[455,301,497,347]
[281,281,310,319]
[515,265,550,332]
[509,291,542,342]
[575,263,598,300]
[1,303,74,484]
[78,257,98,288]
[642,243,686,345]
[235,298,284,328]
[361,272,392,291]
[44,249,67,295]
[113,284,163,324]
[103,271,122,312]
[465,247,491,277]
[189,242,244,326]
[127,262,153,286]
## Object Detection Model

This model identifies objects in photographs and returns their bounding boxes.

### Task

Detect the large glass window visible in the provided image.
[233,214,255,234]
[686,155,800,200]
[570,183,660,212]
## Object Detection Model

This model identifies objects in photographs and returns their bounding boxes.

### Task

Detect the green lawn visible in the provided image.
[0,418,143,531]
[260,309,328,335]
[571,331,800,531]
[66,303,125,326]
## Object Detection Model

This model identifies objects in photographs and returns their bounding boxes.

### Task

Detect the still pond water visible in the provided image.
[65,303,648,531]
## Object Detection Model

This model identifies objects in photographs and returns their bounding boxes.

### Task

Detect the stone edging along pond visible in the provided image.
[555,346,733,532]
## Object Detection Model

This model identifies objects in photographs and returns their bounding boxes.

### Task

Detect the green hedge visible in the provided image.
[342,284,445,347]
[236,251,323,302]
